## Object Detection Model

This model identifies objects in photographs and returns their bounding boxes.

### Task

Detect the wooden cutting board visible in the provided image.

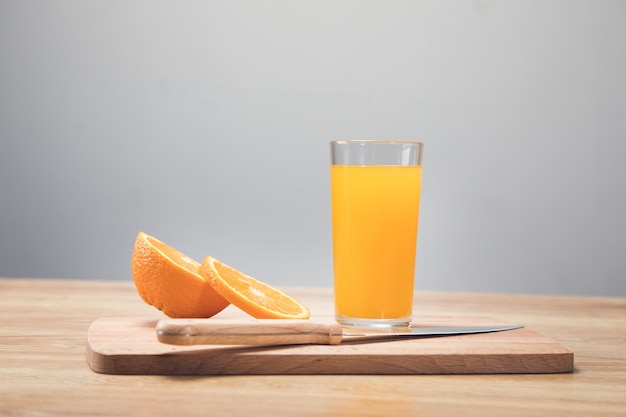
[86,317,573,375]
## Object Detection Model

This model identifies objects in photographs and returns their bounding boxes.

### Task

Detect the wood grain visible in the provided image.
[1,278,626,417]
[86,316,572,375]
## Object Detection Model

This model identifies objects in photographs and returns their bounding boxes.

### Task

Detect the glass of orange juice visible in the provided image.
[330,140,424,328]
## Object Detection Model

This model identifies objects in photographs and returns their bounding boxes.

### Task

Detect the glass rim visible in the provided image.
[330,139,423,166]
[330,139,424,146]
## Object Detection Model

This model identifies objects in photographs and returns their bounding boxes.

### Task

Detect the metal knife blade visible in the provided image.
[156,319,523,346]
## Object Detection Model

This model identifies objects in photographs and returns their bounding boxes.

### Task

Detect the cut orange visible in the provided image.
[199,256,310,319]
[131,232,230,318]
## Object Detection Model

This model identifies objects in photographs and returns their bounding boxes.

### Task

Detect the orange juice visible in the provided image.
[331,164,422,323]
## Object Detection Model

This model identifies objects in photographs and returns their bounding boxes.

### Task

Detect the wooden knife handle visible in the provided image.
[156,319,344,346]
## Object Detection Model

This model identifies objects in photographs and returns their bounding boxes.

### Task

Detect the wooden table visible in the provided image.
[1,277,625,416]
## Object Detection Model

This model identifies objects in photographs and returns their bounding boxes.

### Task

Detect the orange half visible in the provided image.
[199,256,310,319]
[131,232,230,318]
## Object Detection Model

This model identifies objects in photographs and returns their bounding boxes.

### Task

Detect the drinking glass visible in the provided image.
[330,140,424,328]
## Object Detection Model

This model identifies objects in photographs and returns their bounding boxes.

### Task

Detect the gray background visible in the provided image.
[1,0,625,296]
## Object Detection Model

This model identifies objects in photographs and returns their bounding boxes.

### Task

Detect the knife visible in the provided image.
[156,319,523,346]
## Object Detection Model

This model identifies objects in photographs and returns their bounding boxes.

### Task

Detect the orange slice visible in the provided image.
[131,232,230,318]
[199,256,310,319]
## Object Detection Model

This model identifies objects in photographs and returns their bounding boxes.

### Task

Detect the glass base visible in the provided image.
[335,314,411,329]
